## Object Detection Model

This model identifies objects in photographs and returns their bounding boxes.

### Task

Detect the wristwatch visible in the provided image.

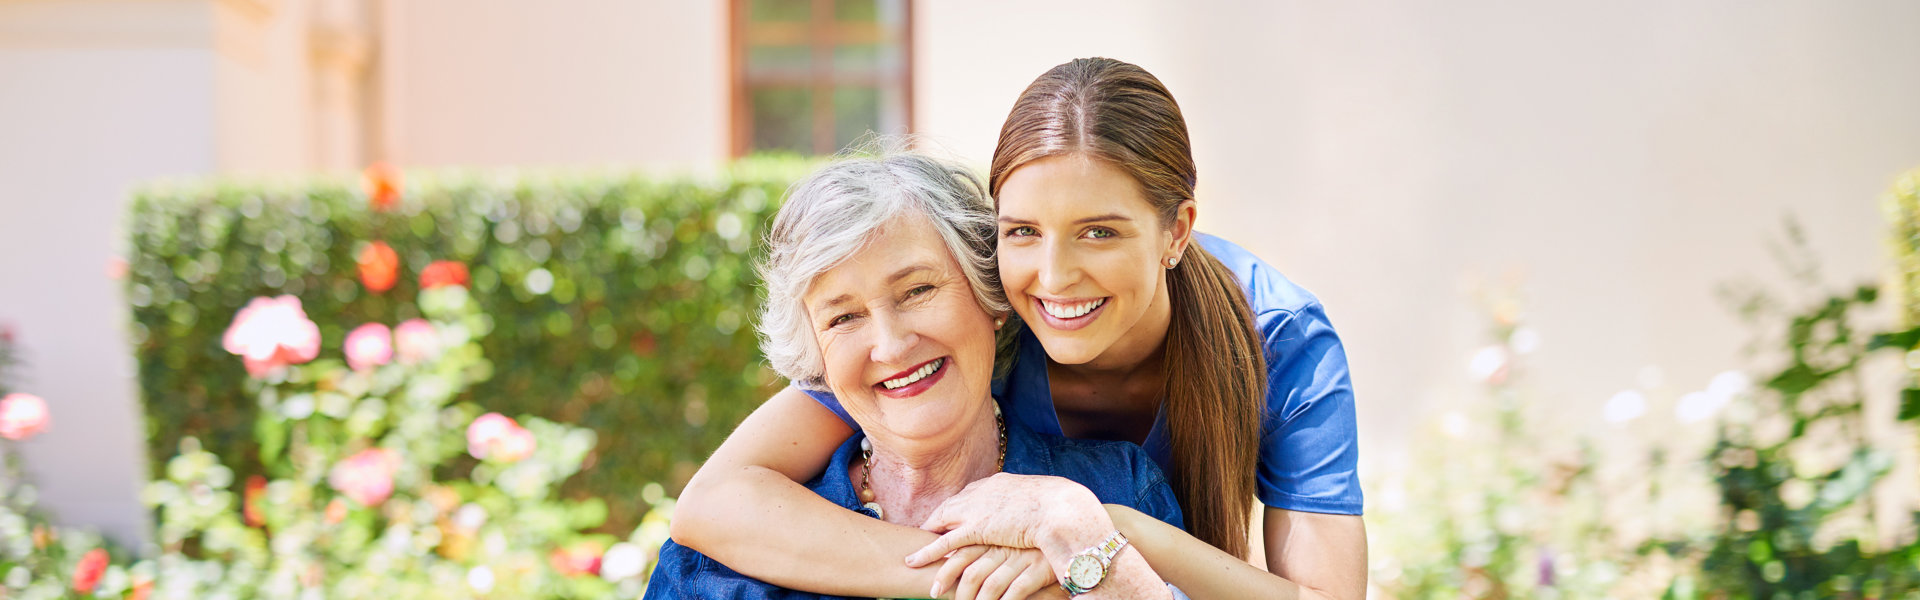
[1060,530,1129,596]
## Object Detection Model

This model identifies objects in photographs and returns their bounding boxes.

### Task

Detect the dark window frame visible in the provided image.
[729,0,915,157]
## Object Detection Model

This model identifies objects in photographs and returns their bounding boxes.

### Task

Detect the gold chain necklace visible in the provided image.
[859,404,1005,520]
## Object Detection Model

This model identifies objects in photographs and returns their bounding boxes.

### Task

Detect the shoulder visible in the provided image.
[1193,233,1344,365]
[1193,232,1328,330]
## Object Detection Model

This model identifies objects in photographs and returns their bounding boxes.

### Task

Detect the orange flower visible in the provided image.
[127,579,153,600]
[419,260,469,290]
[357,241,400,293]
[71,548,108,595]
[362,162,402,212]
[243,475,268,527]
[324,498,349,525]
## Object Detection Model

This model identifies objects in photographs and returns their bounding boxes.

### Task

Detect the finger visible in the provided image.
[906,529,975,568]
[954,548,1009,600]
[975,553,1025,600]
[1006,559,1057,600]
[930,545,988,599]
[920,502,959,532]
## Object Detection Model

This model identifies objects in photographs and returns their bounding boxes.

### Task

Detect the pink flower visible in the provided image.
[344,323,394,372]
[0,393,50,441]
[72,548,108,594]
[328,448,400,507]
[222,296,322,376]
[393,319,440,365]
[467,413,536,463]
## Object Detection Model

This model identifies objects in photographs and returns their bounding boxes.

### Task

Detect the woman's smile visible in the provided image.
[1033,296,1109,331]
[874,356,950,398]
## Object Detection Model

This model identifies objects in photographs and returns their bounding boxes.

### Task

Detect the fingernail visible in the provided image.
[930,583,944,598]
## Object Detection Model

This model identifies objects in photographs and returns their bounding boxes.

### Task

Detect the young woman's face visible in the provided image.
[804,213,999,447]
[996,155,1180,368]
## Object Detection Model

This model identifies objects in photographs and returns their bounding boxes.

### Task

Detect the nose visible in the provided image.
[1036,237,1082,294]
[868,307,919,366]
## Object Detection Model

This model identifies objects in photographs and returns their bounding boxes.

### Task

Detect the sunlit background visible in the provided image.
[3,0,1919,597]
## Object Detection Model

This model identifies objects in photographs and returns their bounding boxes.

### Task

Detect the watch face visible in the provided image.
[1067,555,1104,588]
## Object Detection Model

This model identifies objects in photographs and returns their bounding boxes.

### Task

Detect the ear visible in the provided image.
[1164,199,1198,264]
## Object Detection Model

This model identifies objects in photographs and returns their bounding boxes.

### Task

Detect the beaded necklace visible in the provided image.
[858,404,1006,520]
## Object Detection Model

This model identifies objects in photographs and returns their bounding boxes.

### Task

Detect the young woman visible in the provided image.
[673,57,1366,600]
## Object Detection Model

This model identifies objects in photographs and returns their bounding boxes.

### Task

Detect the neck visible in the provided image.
[864,404,1001,526]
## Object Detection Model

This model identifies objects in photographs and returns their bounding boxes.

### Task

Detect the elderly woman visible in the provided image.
[645,151,1183,600]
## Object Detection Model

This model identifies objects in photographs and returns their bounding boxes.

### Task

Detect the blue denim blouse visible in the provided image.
[808,232,1365,515]
[643,414,1183,599]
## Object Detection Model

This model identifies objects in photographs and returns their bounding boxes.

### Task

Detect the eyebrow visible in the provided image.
[996,213,1134,226]
[810,264,937,313]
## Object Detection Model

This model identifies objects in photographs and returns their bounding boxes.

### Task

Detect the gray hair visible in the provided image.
[758,149,1018,391]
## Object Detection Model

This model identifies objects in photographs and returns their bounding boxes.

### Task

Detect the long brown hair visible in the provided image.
[989,57,1266,558]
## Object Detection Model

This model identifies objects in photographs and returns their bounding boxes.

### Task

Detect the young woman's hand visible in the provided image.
[906,473,1110,569]
[928,545,1063,600]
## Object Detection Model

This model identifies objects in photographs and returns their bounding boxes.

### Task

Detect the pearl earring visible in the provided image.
[1164,256,1179,269]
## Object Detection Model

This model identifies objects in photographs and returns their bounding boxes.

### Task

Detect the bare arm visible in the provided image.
[670,385,938,597]
[1106,505,1367,600]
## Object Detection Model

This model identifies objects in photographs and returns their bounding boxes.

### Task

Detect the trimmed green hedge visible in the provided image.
[126,158,811,532]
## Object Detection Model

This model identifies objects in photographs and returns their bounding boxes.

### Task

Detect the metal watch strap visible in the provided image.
[1060,530,1129,596]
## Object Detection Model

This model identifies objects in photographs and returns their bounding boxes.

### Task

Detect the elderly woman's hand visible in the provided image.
[929,545,1064,600]
[905,474,1110,570]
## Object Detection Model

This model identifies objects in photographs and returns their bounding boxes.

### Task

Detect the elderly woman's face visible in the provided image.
[803,213,998,445]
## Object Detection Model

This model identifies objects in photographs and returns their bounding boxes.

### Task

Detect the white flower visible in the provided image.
[600,543,648,581]
[1603,391,1646,423]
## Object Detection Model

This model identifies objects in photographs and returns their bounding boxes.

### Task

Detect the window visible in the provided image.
[731,0,912,156]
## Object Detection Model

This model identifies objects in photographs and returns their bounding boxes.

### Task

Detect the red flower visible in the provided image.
[71,548,108,595]
[420,260,469,290]
[243,475,268,527]
[549,541,604,577]
[357,241,400,293]
[362,162,402,212]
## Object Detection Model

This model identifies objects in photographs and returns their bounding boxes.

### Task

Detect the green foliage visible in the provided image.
[1882,169,1920,327]
[124,159,812,532]
[1677,277,1920,598]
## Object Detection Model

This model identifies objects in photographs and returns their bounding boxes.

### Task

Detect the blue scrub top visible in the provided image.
[644,412,1184,599]
[805,232,1364,516]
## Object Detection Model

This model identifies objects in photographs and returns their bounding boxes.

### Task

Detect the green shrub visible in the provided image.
[125,159,812,533]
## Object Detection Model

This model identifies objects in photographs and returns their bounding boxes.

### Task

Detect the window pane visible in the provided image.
[749,0,810,23]
[833,86,882,151]
[747,45,812,79]
[832,43,882,74]
[835,0,878,22]
[752,87,814,154]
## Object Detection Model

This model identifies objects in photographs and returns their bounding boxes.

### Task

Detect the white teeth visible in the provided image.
[882,358,944,390]
[1041,298,1106,319]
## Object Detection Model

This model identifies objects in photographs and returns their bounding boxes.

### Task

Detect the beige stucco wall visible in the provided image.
[0,0,225,545]
[913,1,1920,484]
[378,0,729,169]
